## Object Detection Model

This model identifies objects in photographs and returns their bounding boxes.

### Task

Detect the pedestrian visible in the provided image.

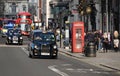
[98,30,103,51]
[113,30,119,52]
[107,32,112,50]
[94,30,99,51]
[102,32,109,53]
[85,31,95,43]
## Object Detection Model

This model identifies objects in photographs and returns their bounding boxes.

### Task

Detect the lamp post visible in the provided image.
[86,6,92,14]
[49,0,70,48]
[86,6,92,31]
[80,5,92,32]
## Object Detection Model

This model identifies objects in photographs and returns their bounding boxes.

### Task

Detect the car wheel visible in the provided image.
[18,42,23,45]
[20,43,23,45]
[52,55,58,59]
[6,42,8,45]
[29,50,34,58]
[29,52,32,58]
[6,41,9,45]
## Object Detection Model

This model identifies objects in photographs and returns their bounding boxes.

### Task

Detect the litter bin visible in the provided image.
[63,39,69,49]
[84,42,96,57]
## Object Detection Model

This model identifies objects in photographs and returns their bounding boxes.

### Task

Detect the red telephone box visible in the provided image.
[71,21,84,53]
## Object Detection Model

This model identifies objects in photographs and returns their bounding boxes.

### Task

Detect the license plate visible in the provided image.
[13,36,18,40]
[41,53,50,55]
[13,41,18,43]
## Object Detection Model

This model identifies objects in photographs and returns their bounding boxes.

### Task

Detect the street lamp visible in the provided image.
[86,6,92,14]
[80,5,92,32]
[80,10,84,16]
[86,6,92,32]
[49,0,70,48]
[79,0,97,32]
[80,6,91,16]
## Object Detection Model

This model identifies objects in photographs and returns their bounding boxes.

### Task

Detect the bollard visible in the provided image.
[85,42,96,57]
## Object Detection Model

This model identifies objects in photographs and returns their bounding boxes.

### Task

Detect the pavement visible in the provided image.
[58,47,120,71]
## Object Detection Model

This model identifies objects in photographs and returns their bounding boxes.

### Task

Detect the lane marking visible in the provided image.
[0,44,27,47]
[61,64,72,66]
[21,47,29,55]
[48,65,69,76]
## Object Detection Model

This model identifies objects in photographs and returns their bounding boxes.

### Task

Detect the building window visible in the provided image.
[23,5,26,11]
[11,2,16,13]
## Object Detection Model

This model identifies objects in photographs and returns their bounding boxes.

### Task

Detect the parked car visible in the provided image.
[6,28,23,45]
[28,30,58,59]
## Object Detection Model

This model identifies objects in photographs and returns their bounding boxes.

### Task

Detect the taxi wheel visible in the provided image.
[18,42,23,45]
[6,41,9,45]
[29,50,34,58]
[29,53,32,58]
[20,43,23,45]
[5,41,7,44]
[52,55,58,59]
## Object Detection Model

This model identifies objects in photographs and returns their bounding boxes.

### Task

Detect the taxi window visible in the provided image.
[33,32,55,41]
[42,33,55,41]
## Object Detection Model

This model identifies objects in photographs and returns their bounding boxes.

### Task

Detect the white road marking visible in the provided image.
[0,44,27,47]
[66,68,74,71]
[61,64,72,66]
[21,47,29,55]
[77,68,109,74]
[48,65,69,76]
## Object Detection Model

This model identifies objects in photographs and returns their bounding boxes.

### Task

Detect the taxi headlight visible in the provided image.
[20,37,23,39]
[35,45,38,49]
[35,45,37,48]
[8,37,11,39]
[53,45,57,49]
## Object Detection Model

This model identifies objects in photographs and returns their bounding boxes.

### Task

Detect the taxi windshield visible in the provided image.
[8,29,21,35]
[34,32,55,41]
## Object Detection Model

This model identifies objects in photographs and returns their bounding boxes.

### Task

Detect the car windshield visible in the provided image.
[34,32,55,41]
[8,29,21,35]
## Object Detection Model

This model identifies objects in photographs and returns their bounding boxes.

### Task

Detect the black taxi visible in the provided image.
[28,30,58,59]
[6,28,23,45]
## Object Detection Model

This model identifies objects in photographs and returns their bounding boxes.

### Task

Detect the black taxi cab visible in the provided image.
[28,30,58,59]
[6,28,23,45]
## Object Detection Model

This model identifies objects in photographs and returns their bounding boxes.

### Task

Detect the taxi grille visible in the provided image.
[41,44,50,53]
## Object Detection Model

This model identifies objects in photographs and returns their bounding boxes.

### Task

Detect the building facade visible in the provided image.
[41,0,53,29]
[3,0,29,19]
[49,0,120,33]
[0,0,4,18]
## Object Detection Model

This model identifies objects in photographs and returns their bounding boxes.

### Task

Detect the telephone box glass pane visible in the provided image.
[76,29,82,49]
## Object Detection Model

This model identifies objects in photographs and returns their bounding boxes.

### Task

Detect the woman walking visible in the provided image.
[113,30,119,52]
[102,33,109,53]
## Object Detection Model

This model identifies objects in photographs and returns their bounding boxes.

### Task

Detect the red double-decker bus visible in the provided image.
[16,12,32,36]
